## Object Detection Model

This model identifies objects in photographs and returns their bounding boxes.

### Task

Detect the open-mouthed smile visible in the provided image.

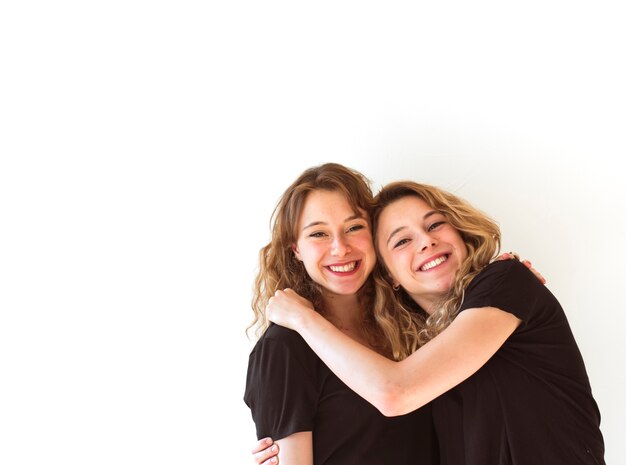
[326,260,361,273]
[419,254,449,271]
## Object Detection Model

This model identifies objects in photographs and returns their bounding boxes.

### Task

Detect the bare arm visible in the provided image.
[274,432,312,465]
[267,290,520,416]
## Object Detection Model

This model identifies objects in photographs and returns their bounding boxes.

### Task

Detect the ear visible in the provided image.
[292,243,302,261]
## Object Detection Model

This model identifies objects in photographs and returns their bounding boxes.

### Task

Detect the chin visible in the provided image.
[330,283,364,296]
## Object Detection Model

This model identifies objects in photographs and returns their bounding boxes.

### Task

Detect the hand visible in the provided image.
[496,252,546,284]
[251,437,279,465]
[266,288,315,330]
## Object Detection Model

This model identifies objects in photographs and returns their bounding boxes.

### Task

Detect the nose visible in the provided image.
[331,235,351,256]
[420,233,437,252]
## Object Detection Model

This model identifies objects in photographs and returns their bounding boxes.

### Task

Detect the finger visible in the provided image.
[253,444,279,464]
[251,438,273,454]
[521,259,532,268]
[260,456,279,465]
[496,252,517,261]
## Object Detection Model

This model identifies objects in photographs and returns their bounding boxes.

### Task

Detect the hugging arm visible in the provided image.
[268,290,520,416]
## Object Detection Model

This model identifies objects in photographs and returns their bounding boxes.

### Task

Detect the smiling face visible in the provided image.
[293,189,376,297]
[376,195,468,313]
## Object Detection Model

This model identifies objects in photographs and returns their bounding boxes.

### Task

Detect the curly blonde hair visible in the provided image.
[248,164,423,360]
[371,181,501,346]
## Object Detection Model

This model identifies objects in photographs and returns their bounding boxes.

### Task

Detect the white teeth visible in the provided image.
[329,261,357,272]
[420,255,448,271]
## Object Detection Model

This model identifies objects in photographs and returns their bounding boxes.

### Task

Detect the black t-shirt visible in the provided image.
[245,324,439,465]
[432,260,605,465]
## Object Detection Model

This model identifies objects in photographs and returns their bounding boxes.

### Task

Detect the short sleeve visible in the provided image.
[244,325,319,440]
[460,260,548,324]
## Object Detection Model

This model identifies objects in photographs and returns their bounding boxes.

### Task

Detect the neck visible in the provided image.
[410,292,438,316]
[322,293,364,332]
[322,291,382,353]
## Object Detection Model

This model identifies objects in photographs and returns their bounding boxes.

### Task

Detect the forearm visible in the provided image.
[298,310,409,415]
[296,307,521,416]
[267,290,521,415]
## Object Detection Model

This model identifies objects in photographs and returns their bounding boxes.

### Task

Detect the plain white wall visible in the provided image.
[2,1,624,464]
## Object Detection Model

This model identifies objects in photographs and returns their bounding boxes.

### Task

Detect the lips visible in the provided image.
[326,260,360,273]
[418,254,449,271]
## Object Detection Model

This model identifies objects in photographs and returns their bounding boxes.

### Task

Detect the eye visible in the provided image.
[428,221,445,232]
[393,238,410,249]
[347,224,365,233]
[309,231,327,238]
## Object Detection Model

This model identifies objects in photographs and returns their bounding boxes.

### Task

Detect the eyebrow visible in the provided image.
[302,214,363,231]
[385,210,440,246]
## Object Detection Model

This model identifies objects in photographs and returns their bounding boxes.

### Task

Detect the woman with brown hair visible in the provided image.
[245,165,438,465]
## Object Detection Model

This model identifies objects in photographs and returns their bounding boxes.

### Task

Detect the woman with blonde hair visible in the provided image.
[266,180,605,464]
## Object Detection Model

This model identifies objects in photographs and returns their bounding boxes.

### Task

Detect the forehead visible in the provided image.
[298,190,364,224]
[301,190,353,215]
[376,196,434,233]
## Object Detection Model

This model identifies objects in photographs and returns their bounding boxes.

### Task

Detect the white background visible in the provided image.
[1,1,624,464]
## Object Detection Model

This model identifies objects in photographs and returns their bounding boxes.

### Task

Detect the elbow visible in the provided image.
[367,360,421,417]
[374,384,412,417]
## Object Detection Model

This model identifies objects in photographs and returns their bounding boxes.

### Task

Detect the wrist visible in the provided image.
[294,305,314,331]
[298,307,327,336]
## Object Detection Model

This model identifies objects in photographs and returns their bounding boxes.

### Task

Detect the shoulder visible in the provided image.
[250,323,316,360]
[246,323,320,393]
[462,259,555,322]
[462,260,539,309]
[477,258,528,279]
[467,259,534,292]
[260,323,309,345]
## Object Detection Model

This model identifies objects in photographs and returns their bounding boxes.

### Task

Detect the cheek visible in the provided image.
[391,258,407,277]
[297,243,323,266]
[380,253,403,279]
[359,237,376,257]
[456,239,469,261]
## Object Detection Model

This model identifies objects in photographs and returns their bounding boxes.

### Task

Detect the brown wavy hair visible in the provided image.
[248,164,423,360]
[371,181,501,346]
